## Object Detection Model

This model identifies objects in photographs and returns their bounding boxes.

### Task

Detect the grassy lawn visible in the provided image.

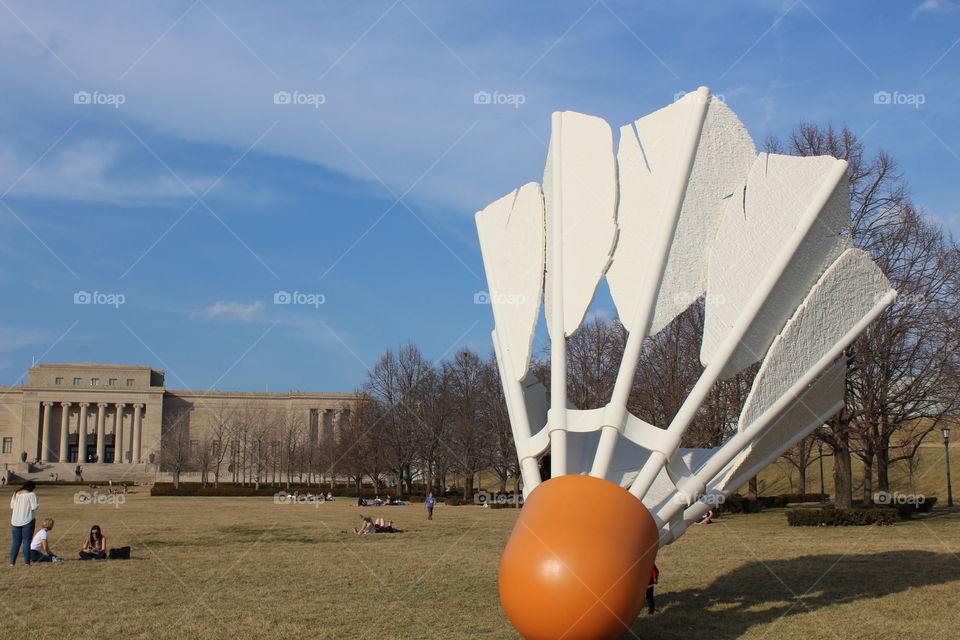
[4,486,960,639]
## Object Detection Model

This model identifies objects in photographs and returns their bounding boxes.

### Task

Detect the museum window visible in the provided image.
[2,437,11,454]
[108,378,117,386]
[212,440,221,457]
[126,379,134,386]
[72,378,81,385]
[90,378,99,386]
[55,377,63,385]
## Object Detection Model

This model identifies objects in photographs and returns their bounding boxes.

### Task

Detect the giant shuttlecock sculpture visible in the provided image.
[475,87,896,640]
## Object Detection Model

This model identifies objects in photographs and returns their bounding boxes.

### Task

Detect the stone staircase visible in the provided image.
[10,462,158,484]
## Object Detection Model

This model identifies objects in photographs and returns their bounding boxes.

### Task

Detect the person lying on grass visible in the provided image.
[353,515,403,534]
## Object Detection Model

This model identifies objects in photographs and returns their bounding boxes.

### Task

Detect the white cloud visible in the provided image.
[0,2,570,212]
[193,300,264,322]
[0,134,227,205]
[913,0,956,17]
[0,326,64,353]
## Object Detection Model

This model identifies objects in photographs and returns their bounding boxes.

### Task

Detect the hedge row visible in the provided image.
[718,493,831,514]
[786,507,901,526]
[151,482,461,502]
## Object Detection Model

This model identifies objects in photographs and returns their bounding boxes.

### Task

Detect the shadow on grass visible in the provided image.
[628,550,960,639]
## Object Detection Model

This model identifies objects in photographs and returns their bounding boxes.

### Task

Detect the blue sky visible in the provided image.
[0,0,957,393]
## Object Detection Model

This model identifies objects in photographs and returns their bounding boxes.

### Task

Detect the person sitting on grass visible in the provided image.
[354,515,375,534]
[326,492,334,502]
[79,525,107,560]
[357,496,367,507]
[30,519,61,563]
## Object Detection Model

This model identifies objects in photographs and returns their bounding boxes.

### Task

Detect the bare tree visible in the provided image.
[159,410,193,489]
[779,435,820,494]
[443,348,494,499]
[206,402,234,487]
[364,344,434,492]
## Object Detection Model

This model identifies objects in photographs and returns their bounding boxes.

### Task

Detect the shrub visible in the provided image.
[757,496,789,509]
[719,494,763,514]
[786,507,900,526]
[150,483,425,498]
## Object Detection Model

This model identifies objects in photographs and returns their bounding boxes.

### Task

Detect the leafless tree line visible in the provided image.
[161,401,335,490]
[159,346,519,498]
[340,345,518,498]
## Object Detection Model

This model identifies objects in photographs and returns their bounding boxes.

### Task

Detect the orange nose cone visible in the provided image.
[499,475,659,640]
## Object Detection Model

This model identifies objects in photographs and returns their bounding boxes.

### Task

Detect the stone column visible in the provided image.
[96,403,107,463]
[334,409,344,440]
[132,404,143,464]
[40,402,53,463]
[78,403,90,463]
[58,402,71,463]
[114,404,126,464]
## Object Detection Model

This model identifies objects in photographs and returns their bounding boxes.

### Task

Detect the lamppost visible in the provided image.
[818,440,826,503]
[942,426,954,508]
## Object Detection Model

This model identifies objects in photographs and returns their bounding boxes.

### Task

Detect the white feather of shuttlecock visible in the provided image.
[474,87,896,547]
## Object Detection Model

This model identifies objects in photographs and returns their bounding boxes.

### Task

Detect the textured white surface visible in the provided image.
[701,153,851,378]
[543,111,618,338]
[722,360,845,492]
[609,92,756,336]
[475,182,545,380]
[738,248,891,431]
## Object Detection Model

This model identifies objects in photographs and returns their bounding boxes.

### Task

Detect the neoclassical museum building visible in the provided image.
[0,363,362,475]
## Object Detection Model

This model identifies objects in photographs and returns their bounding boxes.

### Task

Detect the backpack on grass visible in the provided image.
[108,546,131,560]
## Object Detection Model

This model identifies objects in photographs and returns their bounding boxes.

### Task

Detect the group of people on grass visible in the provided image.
[285,491,334,502]
[9,481,109,565]
[356,494,407,507]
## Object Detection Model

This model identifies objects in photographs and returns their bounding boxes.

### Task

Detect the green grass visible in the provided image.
[3,486,959,639]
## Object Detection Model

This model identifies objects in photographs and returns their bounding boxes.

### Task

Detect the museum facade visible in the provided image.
[0,363,362,468]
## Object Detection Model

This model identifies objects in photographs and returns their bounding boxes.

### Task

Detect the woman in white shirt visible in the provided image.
[9,480,39,566]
